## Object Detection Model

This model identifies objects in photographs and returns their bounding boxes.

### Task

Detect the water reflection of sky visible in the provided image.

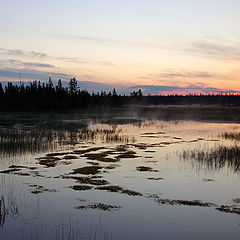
[0,120,240,240]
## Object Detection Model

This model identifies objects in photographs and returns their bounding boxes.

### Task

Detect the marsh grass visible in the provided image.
[180,145,240,172]
[56,217,112,240]
[0,121,134,157]
[220,132,240,141]
[0,195,18,228]
[0,129,60,156]
[233,198,240,204]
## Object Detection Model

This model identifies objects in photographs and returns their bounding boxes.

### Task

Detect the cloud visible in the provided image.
[185,41,240,60]
[0,48,47,58]
[55,57,114,66]
[148,70,213,79]
[0,48,24,56]
[3,59,55,68]
[129,84,240,95]
[55,33,120,45]
[0,67,71,81]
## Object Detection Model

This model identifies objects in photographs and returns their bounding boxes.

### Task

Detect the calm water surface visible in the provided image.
[0,119,240,240]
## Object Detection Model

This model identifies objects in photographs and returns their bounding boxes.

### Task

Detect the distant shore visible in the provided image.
[0,104,240,127]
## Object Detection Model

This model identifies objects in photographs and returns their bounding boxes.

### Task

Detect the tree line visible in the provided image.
[0,78,239,112]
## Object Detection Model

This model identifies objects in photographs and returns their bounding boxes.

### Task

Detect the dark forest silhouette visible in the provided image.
[0,78,239,112]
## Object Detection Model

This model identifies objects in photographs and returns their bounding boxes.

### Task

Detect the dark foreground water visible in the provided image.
[0,119,240,240]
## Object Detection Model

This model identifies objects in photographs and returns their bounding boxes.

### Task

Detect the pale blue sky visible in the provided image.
[0,0,239,93]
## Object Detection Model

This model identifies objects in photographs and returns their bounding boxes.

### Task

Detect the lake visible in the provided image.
[0,118,240,240]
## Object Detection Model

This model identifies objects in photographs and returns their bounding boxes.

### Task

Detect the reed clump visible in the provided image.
[180,145,240,172]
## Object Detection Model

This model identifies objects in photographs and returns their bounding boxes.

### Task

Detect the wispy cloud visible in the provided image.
[148,70,213,79]
[55,57,114,66]
[0,67,71,81]
[184,41,240,60]
[0,48,47,58]
[1,59,55,68]
[55,33,120,45]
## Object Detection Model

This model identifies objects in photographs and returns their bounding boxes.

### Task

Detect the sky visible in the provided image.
[0,0,240,94]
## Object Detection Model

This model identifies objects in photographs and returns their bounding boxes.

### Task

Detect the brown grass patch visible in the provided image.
[216,205,240,215]
[71,166,102,175]
[136,166,159,172]
[71,185,93,191]
[75,203,121,211]
[96,185,142,196]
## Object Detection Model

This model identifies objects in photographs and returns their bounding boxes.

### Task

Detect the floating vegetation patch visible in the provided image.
[147,194,240,215]
[38,158,59,167]
[114,145,129,152]
[104,164,120,170]
[0,165,37,176]
[173,137,182,140]
[96,185,142,196]
[116,151,138,159]
[75,203,121,211]
[9,165,37,170]
[87,161,100,166]
[150,196,216,207]
[216,205,240,215]
[63,155,78,159]
[29,184,58,194]
[60,161,72,165]
[180,145,240,172]
[136,166,159,172]
[46,152,71,157]
[30,171,45,178]
[63,176,109,186]
[71,166,102,175]
[0,168,21,174]
[83,153,118,162]
[130,143,148,150]
[147,177,164,181]
[144,150,156,153]
[141,135,160,138]
[159,141,173,145]
[71,185,93,191]
[202,178,215,182]
[13,172,31,176]
[73,147,106,155]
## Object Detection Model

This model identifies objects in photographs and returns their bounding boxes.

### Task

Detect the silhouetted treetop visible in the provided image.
[0,78,239,112]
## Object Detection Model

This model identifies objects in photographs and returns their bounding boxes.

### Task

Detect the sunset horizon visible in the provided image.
[0,0,239,95]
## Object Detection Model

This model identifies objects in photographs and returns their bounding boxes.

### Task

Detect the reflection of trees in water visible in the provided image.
[180,145,240,173]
